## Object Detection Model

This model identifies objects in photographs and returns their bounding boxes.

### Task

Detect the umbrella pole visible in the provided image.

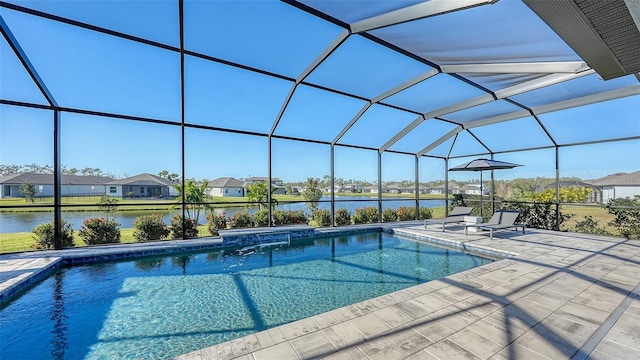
[480,171,483,218]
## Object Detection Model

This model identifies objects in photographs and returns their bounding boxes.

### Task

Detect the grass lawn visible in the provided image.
[0,225,213,254]
[560,205,617,234]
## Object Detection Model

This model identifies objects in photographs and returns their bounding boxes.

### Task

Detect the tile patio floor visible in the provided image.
[1,224,639,359]
[175,225,640,360]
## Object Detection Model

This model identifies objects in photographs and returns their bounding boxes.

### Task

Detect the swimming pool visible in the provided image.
[0,232,492,359]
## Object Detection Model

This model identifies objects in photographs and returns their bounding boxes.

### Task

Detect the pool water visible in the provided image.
[0,232,492,359]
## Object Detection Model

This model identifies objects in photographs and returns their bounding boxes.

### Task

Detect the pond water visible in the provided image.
[0,196,445,233]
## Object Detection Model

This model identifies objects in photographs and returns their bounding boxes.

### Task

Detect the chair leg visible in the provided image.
[489,229,493,239]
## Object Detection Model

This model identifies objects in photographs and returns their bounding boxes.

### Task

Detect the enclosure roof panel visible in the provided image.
[1,0,638,158]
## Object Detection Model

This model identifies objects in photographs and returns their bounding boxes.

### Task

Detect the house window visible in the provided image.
[110,187,116,193]
[140,187,145,194]
[38,185,44,193]
[225,189,228,194]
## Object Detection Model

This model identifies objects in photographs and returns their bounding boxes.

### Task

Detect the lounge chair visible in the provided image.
[464,210,525,239]
[424,206,474,231]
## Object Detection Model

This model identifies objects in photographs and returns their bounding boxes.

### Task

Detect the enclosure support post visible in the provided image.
[444,158,449,217]
[555,146,560,231]
[330,145,335,226]
[268,136,273,227]
[378,151,383,223]
[53,110,62,250]
[490,153,495,215]
[179,0,186,239]
[415,156,420,220]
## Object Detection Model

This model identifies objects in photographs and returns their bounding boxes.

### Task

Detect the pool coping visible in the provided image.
[0,222,502,306]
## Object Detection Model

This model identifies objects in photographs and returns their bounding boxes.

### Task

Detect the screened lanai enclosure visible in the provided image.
[1,0,639,251]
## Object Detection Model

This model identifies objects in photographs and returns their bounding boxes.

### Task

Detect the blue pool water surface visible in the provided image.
[0,232,492,359]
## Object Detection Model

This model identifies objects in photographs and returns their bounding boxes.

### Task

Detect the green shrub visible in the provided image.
[313,209,332,227]
[607,196,640,239]
[32,219,75,249]
[228,210,252,228]
[382,208,398,222]
[273,210,308,225]
[252,209,270,227]
[206,212,228,236]
[418,207,433,220]
[396,206,415,221]
[79,217,121,245]
[574,216,609,236]
[501,200,569,230]
[335,208,351,226]
[449,194,466,210]
[353,207,378,224]
[289,210,308,224]
[133,214,169,242]
[170,214,199,239]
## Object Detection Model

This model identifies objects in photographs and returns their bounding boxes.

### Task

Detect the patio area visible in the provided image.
[169,225,640,360]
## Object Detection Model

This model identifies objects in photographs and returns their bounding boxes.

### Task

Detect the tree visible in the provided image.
[19,182,36,203]
[302,177,323,211]
[247,182,278,210]
[158,169,180,182]
[172,179,210,222]
[534,187,592,203]
[0,165,21,176]
[98,194,119,220]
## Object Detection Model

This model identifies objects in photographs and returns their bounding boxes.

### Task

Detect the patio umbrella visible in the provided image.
[449,158,523,217]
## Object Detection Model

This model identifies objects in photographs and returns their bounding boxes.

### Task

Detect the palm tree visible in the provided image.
[247,182,278,210]
[172,179,211,222]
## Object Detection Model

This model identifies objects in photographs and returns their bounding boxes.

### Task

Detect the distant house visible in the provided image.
[363,185,378,194]
[244,176,286,194]
[400,187,414,194]
[385,187,402,194]
[207,177,245,197]
[588,171,640,203]
[462,183,483,195]
[430,184,461,195]
[343,183,363,193]
[0,173,114,198]
[105,173,178,198]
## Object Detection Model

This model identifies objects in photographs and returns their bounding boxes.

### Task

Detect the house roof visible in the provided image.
[542,180,595,189]
[208,177,245,188]
[589,170,640,186]
[0,173,113,185]
[245,177,282,182]
[105,173,177,186]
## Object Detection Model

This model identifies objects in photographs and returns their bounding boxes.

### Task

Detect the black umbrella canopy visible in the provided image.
[448,158,523,218]
[449,158,523,172]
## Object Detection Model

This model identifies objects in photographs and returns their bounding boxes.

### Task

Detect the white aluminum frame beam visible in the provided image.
[441,61,589,74]
[379,94,493,152]
[351,0,497,33]
[416,126,463,156]
[494,70,594,98]
[379,69,595,152]
[465,85,640,129]
[332,69,438,145]
[371,68,439,103]
[270,30,349,136]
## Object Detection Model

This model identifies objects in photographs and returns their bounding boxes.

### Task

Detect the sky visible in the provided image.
[1,0,639,184]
